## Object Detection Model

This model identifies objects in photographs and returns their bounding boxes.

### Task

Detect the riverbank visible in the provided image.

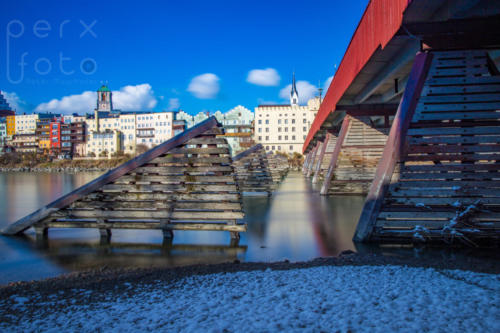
[0,253,498,332]
[0,156,129,173]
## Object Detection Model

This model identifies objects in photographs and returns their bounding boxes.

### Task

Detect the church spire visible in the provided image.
[290,72,299,106]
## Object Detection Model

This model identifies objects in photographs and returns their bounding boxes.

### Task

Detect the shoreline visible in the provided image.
[0,166,110,173]
[2,252,499,297]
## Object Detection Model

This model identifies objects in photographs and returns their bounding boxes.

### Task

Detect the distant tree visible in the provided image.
[87,152,96,158]
[99,150,108,158]
[290,152,304,169]
[135,144,149,155]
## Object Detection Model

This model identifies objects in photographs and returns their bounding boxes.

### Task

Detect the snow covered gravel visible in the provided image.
[1,265,499,332]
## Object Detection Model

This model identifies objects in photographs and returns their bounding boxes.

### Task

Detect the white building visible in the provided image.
[135,111,174,148]
[86,130,121,158]
[254,75,319,155]
[15,113,54,134]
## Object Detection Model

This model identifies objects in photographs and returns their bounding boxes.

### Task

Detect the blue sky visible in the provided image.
[1,0,369,115]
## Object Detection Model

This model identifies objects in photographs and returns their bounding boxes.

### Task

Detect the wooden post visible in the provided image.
[320,116,351,195]
[306,144,319,178]
[302,151,311,174]
[34,226,48,242]
[312,135,330,184]
[354,52,433,242]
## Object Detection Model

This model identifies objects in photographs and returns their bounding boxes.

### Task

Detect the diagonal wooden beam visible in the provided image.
[2,117,220,235]
[232,144,263,162]
[312,135,330,184]
[320,115,351,195]
[353,52,434,242]
[306,143,320,178]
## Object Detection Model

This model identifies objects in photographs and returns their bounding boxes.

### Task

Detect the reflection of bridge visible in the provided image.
[302,0,500,245]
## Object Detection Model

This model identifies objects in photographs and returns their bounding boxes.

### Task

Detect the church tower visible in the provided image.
[96,84,113,112]
[290,72,299,106]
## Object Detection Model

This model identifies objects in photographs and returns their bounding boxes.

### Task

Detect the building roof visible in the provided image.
[97,85,110,92]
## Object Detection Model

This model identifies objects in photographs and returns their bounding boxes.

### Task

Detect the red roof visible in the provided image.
[303,0,412,153]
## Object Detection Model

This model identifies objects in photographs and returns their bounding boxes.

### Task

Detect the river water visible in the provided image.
[0,171,365,284]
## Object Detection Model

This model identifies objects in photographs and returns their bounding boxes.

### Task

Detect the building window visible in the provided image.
[292,135,296,140]
[289,145,293,150]
[292,119,295,124]
[278,146,281,151]
[292,127,295,132]
[272,146,275,150]
[266,146,269,150]
[303,135,306,140]
[258,128,262,133]
[258,120,262,124]
[258,136,262,141]
[303,119,307,123]
[265,119,269,124]
[265,136,269,140]
[303,127,307,132]
[285,135,288,140]
[285,119,288,124]
[285,127,288,132]
[278,135,281,140]
[278,119,281,124]
[278,127,281,132]
[265,128,269,133]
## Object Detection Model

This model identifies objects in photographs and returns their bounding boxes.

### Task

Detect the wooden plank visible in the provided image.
[354,52,434,242]
[232,144,263,162]
[387,187,500,197]
[408,135,500,145]
[406,144,500,154]
[421,84,500,96]
[101,184,238,193]
[114,175,236,184]
[151,156,232,164]
[402,163,500,173]
[56,210,244,220]
[425,76,500,86]
[86,192,241,201]
[408,126,500,136]
[2,117,221,235]
[134,166,233,174]
[419,93,500,103]
[414,111,500,121]
[417,101,500,112]
[405,153,500,162]
[168,147,230,154]
[390,180,500,189]
[44,221,246,232]
[400,172,500,180]
[70,201,242,210]
[378,211,500,220]
[386,197,500,206]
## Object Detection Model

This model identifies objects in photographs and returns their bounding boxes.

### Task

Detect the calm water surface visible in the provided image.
[0,171,365,284]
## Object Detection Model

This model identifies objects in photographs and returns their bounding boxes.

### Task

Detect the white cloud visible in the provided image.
[187,73,220,99]
[247,68,280,86]
[168,98,180,110]
[279,80,318,105]
[323,76,333,92]
[112,84,157,110]
[35,83,157,115]
[2,91,31,113]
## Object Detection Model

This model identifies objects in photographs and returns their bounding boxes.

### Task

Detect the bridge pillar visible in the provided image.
[320,112,390,195]
[355,50,500,244]
[306,143,319,178]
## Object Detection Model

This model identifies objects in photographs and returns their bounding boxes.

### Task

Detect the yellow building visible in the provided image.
[6,115,15,136]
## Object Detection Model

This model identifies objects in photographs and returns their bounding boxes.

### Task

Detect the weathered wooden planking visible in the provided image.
[323,116,389,195]
[3,116,248,239]
[232,144,274,194]
[43,221,246,232]
[2,117,223,235]
[355,50,500,244]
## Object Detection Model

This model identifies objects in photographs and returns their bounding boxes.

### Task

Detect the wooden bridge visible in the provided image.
[302,0,500,245]
[2,117,247,242]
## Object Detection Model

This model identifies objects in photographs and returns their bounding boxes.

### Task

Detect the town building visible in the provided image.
[0,91,14,118]
[5,115,15,137]
[15,113,57,135]
[0,118,7,152]
[175,111,195,128]
[35,119,51,153]
[11,133,38,153]
[254,75,319,154]
[86,130,121,158]
[214,106,254,154]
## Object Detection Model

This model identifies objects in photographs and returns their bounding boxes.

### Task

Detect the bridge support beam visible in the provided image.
[355,50,500,245]
[320,112,390,195]
[312,135,330,184]
[306,143,319,178]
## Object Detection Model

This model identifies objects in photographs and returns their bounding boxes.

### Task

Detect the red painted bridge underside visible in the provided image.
[303,0,412,153]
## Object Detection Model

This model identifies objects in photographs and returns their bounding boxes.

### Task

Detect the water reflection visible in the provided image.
[0,171,365,284]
